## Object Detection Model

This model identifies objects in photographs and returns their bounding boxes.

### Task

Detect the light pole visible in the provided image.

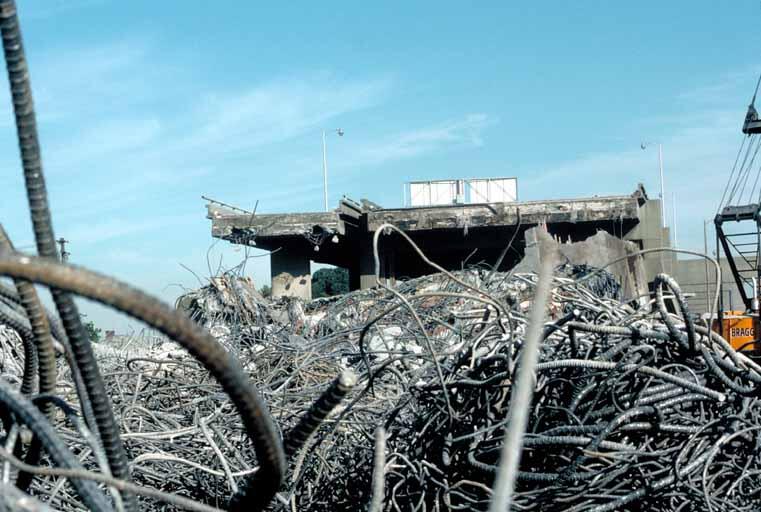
[640,142,666,228]
[641,141,669,274]
[322,128,344,212]
[704,219,712,317]
[672,191,677,248]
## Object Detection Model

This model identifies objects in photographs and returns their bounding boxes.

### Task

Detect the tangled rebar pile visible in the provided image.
[288,271,761,512]
[303,271,761,512]
[33,263,746,512]
[8,246,761,512]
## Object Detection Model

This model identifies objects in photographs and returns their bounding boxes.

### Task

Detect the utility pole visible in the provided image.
[322,130,328,211]
[704,219,711,317]
[56,237,69,262]
[672,192,677,249]
[658,143,666,228]
[641,141,668,276]
[641,142,666,228]
[322,128,344,212]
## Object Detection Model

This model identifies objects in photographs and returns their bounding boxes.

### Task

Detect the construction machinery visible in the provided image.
[713,76,761,352]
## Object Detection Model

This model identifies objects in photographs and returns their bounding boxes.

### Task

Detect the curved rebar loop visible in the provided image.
[0,225,59,491]
[0,253,285,511]
[0,279,67,347]
[0,1,133,506]
[371,223,509,317]
[0,225,56,402]
[653,273,697,352]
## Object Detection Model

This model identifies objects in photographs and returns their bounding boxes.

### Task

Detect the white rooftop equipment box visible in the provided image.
[407,178,517,207]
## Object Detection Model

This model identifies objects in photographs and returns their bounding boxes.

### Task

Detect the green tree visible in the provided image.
[84,320,101,343]
[312,267,349,299]
[260,284,272,298]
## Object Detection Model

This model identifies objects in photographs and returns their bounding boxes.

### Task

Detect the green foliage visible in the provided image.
[84,320,101,343]
[312,267,349,299]
[260,284,272,298]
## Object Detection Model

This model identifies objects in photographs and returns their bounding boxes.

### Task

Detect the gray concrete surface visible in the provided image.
[673,257,748,315]
[271,250,312,299]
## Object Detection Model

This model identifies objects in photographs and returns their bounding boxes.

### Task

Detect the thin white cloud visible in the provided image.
[676,67,759,107]
[183,73,394,155]
[46,117,162,172]
[30,38,154,123]
[350,113,495,167]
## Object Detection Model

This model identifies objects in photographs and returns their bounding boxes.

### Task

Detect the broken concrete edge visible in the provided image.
[208,192,640,240]
[207,203,343,239]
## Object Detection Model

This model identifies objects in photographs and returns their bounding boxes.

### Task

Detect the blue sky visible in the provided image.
[0,0,759,330]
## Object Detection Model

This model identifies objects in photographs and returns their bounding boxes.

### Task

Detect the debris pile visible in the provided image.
[4,3,756,509]
[176,275,270,352]
[2,264,759,511]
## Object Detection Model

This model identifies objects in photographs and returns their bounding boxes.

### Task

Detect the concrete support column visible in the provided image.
[357,241,398,288]
[624,198,671,279]
[359,238,376,290]
[271,249,312,299]
[348,262,360,291]
[385,248,396,286]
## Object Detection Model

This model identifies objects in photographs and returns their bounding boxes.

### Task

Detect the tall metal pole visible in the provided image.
[672,192,677,248]
[322,130,328,212]
[704,219,710,315]
[658,143,666,228]
[642,142,666,273]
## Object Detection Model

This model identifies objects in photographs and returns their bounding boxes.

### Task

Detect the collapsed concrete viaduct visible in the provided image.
[207,185,675,300]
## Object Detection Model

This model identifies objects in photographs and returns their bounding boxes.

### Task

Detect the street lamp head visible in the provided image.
[641,141,661,150]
